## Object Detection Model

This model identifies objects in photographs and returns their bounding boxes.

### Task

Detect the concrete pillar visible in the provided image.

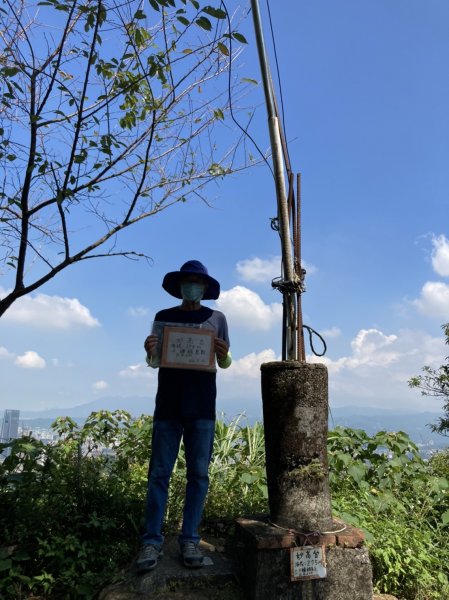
[261,361,333,532]
[232,360,373,599]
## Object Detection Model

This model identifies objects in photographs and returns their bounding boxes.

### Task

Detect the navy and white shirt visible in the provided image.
[152,306,230,421]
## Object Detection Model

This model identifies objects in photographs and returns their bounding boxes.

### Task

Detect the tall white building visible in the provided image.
[1,409,20,443]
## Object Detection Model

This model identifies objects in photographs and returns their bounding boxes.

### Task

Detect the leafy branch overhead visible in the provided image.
[0,0,254,316]
[409,323,449,436]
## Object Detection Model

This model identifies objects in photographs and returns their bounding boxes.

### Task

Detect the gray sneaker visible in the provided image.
[180,541,204,568]
[136,544,163,572]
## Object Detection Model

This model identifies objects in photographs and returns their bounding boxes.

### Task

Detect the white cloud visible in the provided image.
[221,349,279,380]
[93,380,109,390]
[216,327,447,414]
[14,350,46,369]
[0,346,15,360]
[217,349,280,416]
[412,281,449,318]
[310,328,400,374]
[302,261,317,276]
[320,327,341,339]
[2,292,100,328]
[236,256,316,284]
[308,328,447,411]
[350,328,398,361]
[128,306,149,318]
[215,286,282,331]
[431,234,449,277]
[236,257,281,283]
[119,363,154,378]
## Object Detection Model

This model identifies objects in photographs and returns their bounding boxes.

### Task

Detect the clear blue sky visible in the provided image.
[1,0,448,417]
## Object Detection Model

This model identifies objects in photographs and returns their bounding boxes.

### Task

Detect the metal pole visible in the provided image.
[250,0,275,119]
[250,0,296,359]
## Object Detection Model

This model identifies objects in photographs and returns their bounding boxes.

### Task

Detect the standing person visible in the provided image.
[136,260,231,572]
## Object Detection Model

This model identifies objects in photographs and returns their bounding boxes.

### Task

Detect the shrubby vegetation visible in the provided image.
[0,411,153,598]
[0,411,448,599]
[328,426,449,600]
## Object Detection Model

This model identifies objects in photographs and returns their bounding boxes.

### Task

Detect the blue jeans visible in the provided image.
[142,419,215,547]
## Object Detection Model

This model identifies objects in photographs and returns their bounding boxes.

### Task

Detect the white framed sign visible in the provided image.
[290,545,327,581]
[160,326,215,371]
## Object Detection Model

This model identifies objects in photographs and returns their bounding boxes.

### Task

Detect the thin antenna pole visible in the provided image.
[250,0,296,359]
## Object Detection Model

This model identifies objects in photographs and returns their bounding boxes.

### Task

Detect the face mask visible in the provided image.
[180,282,205,302]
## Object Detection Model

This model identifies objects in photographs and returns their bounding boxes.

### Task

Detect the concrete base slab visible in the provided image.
[233,517,373,600]
[99,536,242,600]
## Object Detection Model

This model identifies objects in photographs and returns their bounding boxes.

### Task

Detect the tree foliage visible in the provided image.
[0,0,254,316]
[409,323,449,436]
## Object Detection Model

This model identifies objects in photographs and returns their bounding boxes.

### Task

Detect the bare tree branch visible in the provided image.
[0,0,260,317]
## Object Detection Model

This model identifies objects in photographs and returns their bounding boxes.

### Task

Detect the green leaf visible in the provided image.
[134,9,146,19]
[149,0,160,11]
[73,152,86,164]
[213,108,224,120]
[232,32,248,44]
[240,472,253,484]
[202,6,226,19]
[0,548,11,560]
[217,42,229,56]
[2,66,20,77]
[438,571,448,585]
[177,16,190,26]
[348,463,366,484]
[195,16,212,31]
[241,77,258,85]
[12,549,30,561]
[442,509,449,526]
[337,452,351,466]
[0,558,12,572]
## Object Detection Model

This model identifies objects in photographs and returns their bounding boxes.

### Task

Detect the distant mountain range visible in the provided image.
[11,396,448,454]
[19,395,154,420]
[328,406,447,451]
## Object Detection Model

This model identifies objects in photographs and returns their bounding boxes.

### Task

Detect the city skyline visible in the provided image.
[0,409,20,443]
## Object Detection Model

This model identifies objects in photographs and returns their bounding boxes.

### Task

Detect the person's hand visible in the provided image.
[214,338,229,361]
[144,334,159,357]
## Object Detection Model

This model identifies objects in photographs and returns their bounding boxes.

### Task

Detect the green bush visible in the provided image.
[328,427,449,600]
[206,416,268,518]
[0,411,153,599]
[1,413,448,600]
[0,411,268,599]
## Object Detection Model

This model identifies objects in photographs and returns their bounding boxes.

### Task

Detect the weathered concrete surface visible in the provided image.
[97,527,387,600]
[233,517,373,600]
[98,536,243,600]
[257,360,373,599]
[261,361,333,531]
